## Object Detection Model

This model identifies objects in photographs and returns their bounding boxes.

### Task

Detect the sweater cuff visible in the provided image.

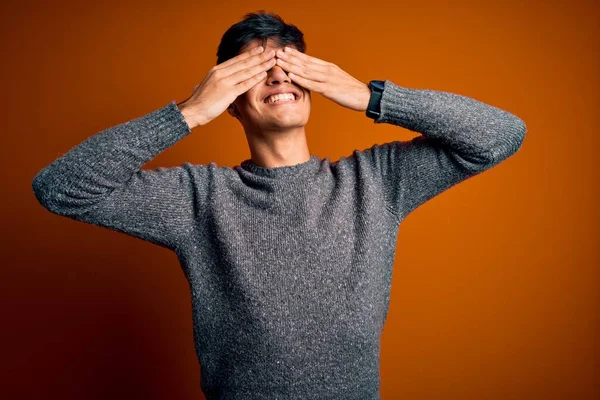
[374,80,423,131]
[140,101,192,154]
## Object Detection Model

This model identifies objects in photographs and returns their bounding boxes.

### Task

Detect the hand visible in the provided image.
[177,46,276,128]
[275,47,372,112]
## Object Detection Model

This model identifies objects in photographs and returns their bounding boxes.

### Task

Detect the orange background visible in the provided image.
[2,0,598,398]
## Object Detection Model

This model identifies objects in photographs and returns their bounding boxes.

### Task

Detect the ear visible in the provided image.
[227,104,238,118]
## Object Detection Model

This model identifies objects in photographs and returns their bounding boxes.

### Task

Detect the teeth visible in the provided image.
[266,93,296,103]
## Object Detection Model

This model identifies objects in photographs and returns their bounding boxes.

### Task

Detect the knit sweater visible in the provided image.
[32,80,526,399]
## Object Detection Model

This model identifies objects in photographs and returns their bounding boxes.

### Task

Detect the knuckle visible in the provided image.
[212,68,222,79]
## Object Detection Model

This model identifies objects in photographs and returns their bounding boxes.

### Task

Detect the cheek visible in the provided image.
[236,94,262,115]
[248,91,265,111]
[304,95,312,110]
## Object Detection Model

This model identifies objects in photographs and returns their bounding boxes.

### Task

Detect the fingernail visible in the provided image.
[256,46,263,52]
[284,47,291,52]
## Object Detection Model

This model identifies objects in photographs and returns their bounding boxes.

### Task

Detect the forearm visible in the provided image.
[375,81,526,170]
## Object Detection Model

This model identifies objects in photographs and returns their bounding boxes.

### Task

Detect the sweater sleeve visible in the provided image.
[368,80,526,221]
[31,101,202,251]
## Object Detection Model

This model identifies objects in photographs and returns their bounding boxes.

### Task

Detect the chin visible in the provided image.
[265,115,308,129]
[263,123,304,132]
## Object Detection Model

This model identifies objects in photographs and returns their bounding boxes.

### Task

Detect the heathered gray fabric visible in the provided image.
[32,80,526,399]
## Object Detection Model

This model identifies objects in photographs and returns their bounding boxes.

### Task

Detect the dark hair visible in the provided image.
[216,11,306,65]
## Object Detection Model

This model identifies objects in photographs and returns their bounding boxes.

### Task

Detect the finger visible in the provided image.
[228,56,277,86]
[215,45,265,70]
[287,72,318,91]
[235,70,268,95]
[221,49,275,79]
[276,49,328,75]
[276,57,326,82]
[282,47,329,66]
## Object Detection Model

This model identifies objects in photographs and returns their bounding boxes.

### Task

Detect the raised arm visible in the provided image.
[272,47,527,222]
[32,45,278,250]
[367,80,526,221]
[31,103,200,250]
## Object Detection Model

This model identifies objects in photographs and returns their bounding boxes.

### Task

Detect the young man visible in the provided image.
[32,11,526,400]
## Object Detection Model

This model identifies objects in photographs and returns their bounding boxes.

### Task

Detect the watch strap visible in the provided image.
[366,80,385,120]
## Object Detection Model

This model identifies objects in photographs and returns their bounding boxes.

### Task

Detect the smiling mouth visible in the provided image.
[264,93,300,105]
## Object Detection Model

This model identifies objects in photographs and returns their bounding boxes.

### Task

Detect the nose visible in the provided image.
[265,65,291,85]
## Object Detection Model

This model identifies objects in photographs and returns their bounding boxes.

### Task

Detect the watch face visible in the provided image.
[370,80,385,91]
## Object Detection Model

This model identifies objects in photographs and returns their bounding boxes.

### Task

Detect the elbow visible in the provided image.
[32,168,67,214]
[504,115,527,156]
[486,115,527,167]
[31,169,54,211]
[511,116,527,151]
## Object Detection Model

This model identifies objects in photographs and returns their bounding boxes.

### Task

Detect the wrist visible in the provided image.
[177,102,203,129]
[359,84,371,112]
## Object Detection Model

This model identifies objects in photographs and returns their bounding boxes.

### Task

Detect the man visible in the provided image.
[32,11,526,400]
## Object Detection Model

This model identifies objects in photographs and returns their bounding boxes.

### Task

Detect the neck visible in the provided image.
[245,126,311,168]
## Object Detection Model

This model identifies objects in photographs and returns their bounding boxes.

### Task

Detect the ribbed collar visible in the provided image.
[239,154,321,179]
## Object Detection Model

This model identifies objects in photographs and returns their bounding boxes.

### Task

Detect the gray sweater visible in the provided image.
[32,80,526,399]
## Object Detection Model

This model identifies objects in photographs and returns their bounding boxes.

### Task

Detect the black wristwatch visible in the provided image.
[366,80,385,120]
